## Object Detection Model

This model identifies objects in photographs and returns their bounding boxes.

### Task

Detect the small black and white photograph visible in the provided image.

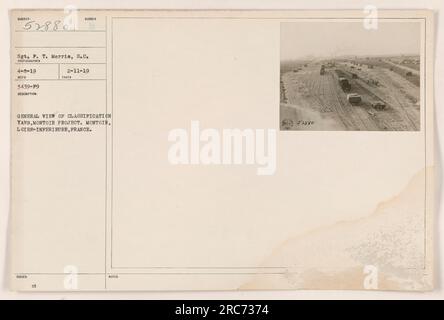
[280,21,421,131]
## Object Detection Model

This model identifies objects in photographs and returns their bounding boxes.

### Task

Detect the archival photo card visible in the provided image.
[9,10,434,292]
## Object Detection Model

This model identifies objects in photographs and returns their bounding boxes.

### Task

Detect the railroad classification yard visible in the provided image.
[280,22,421,131]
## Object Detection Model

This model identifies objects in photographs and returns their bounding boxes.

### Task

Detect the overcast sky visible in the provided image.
[281,21,421,60]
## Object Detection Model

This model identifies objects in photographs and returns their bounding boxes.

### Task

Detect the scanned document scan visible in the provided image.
[9,10,434,291]
[280,21,421,131]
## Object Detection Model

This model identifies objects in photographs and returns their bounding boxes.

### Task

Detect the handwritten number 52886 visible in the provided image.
[22,20,69,32]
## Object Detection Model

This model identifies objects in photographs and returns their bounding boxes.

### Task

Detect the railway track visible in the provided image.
[280,62,420,131]
[334,67,420,131]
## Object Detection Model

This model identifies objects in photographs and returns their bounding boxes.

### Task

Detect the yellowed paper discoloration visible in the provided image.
[241,167,433,291]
